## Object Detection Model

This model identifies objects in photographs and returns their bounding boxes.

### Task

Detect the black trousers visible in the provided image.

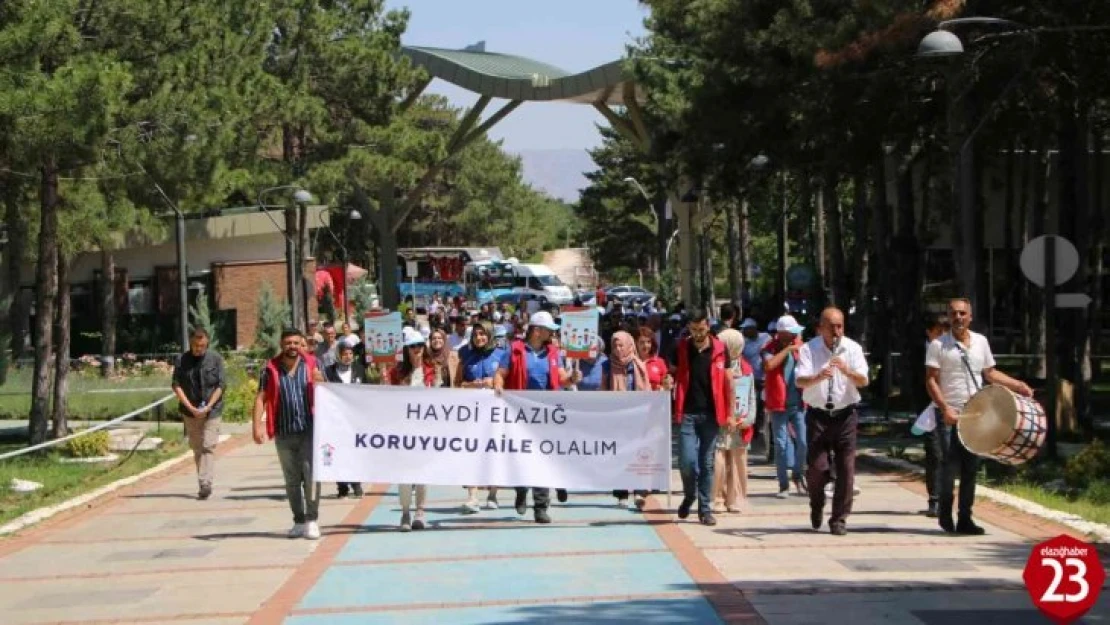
[933,416,979,520]
[515,487,550,509]
[805,407,858,525]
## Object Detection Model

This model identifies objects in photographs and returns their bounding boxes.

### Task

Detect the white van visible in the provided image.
[513,264,574,305]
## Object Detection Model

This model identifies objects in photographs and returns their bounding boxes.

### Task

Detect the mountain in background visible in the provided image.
[513,149,598,204]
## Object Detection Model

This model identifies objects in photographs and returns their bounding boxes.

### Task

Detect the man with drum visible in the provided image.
[926,298,1033,535]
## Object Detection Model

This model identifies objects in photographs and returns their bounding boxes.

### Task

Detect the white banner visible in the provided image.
[312,386,672,490]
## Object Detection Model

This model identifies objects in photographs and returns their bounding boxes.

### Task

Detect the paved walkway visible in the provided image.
[0,434,1107,624]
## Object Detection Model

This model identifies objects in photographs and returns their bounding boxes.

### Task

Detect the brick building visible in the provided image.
[18,207,328,354]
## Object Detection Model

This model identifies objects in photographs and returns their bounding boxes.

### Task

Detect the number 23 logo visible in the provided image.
[1041,557,1090,603]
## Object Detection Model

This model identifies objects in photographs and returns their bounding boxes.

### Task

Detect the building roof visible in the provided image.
[401,45,642,105]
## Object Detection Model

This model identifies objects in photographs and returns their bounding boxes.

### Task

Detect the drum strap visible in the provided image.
[956,343,982,395]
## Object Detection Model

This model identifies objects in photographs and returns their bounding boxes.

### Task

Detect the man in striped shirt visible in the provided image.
[253,328,325,540]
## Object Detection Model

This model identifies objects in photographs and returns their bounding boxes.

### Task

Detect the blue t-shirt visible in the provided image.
[576,355,609,391]
[498,343,562,390]
[784,353,803,411]
[601,360,638,390]
[459,345,502,383]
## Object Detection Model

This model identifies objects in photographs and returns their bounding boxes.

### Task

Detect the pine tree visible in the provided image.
[189,287,219,351]
[255,282,290,356]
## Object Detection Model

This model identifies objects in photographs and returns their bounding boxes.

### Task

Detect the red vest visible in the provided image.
[263,352,318,439]
[761,336,802,412]
[644,356,668,390]
[388,361,437,387]
[506,340,561,391]
[673,336,731,425]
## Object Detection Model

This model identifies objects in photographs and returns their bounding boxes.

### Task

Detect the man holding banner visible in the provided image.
[493,311,581,524]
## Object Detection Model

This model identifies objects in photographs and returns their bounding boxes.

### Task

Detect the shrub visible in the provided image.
[1063,440,1110,489]
[62,430,112,458]
[255,282,290,356]
[221,360,259,423]
[1086,480,1110,506]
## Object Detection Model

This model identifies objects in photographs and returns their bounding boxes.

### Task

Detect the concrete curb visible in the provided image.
[0,434,232,537]
[857,449,1110,543]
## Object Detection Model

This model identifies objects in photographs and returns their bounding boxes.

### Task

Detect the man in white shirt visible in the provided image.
[926,298,1032,535]
[795,307,869,536]
[447,314,470,351]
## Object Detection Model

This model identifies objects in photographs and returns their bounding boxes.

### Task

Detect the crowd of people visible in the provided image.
[170,292,1034,542]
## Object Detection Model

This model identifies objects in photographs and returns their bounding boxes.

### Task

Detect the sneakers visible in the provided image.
[485,496,499,510]
[534,508,552,524]
[726,505,741,513]
[352,485,364,498]
[677,497,695,519]
[699,512,717,526]
[776,489,790,499]
[412,510,426,531]
[305,521,321,540]
[288,523,306,539]
[197,485,212,500]
[634,495,647,510]
[461,500,481,514]
[514,490,527,515]
[830,522,847,536]
[616,498,629,509]
[399,512,412,532]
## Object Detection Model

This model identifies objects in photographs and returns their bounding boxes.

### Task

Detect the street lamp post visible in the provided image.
[257,186,314,330]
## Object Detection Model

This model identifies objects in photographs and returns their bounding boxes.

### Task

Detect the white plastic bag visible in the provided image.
[911,403,936,435]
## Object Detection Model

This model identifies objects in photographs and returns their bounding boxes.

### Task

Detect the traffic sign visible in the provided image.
[1023,534,1105,624]
[1020,235,1080,287]
[1056,293,1093,308]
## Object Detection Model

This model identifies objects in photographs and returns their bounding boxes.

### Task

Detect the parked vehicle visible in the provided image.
[604,285,656,307]
[512,264,575,305]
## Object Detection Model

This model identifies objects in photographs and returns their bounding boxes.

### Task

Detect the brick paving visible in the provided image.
[0,433,1107,624]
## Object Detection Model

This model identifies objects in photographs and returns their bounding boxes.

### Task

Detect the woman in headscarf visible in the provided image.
[454,321,503,513]
[713,329,755,514]
[603,331,651,509]
[425,328,457,389]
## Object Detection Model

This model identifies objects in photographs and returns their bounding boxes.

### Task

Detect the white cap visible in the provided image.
[402,327,426,347]
[775,314,805,335]
[528,311,560,331]
[740,318,758,329]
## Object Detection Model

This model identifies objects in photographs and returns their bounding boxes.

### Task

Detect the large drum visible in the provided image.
[957,385,1046,466]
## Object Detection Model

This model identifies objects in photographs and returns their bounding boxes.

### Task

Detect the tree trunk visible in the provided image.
[1071,111,1094,439]
[870,151,893,402]
[739,198,752,303]
[814,177,826,298]
[100,249,116,377]
[298,197,310,331]
[825,173,847,307]
[1002,137,1016,344]
[725,198,742,306]
[1030,140,1050,380]
[895,147,926,408]
[52,254,71,439]
[29,158,60,445]
[850,171,871,344]
[5,194,30,361]
[1017,138,1035,374]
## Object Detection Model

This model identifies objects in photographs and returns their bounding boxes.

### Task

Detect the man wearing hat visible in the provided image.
[762,315,807,498]
[493,311,581,524]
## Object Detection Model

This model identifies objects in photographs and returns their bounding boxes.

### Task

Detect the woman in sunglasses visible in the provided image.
[387,327,439,531]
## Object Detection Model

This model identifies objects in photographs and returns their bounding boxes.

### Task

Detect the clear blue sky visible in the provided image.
[385,0,649,153]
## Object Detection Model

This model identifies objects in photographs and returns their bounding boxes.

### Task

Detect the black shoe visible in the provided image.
[925,502,938,518]
[198,485,211,501]
[556,489,568,503]
[810,507,822,530]
[514,490,527,515]
[830,522,847,536]
[352,486,364,498]
[336,491,348,499]
[677,497,695,519]
[699,513,717,526]
[939,515,956,533]
[534,508,552,524]
[956,519,985,536]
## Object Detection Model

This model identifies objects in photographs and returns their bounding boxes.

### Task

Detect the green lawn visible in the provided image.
[0,427,188,527]
[991,482,1110,526]
[0,369,174,421]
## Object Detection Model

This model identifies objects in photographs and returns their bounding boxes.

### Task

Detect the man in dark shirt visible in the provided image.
[711,303,737,336]
[253,328,325,540]
[171,328,226,500]
[670,310,733,525]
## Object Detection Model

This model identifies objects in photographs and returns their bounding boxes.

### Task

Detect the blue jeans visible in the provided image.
[679,413,720,514]
[772,410,807,491]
